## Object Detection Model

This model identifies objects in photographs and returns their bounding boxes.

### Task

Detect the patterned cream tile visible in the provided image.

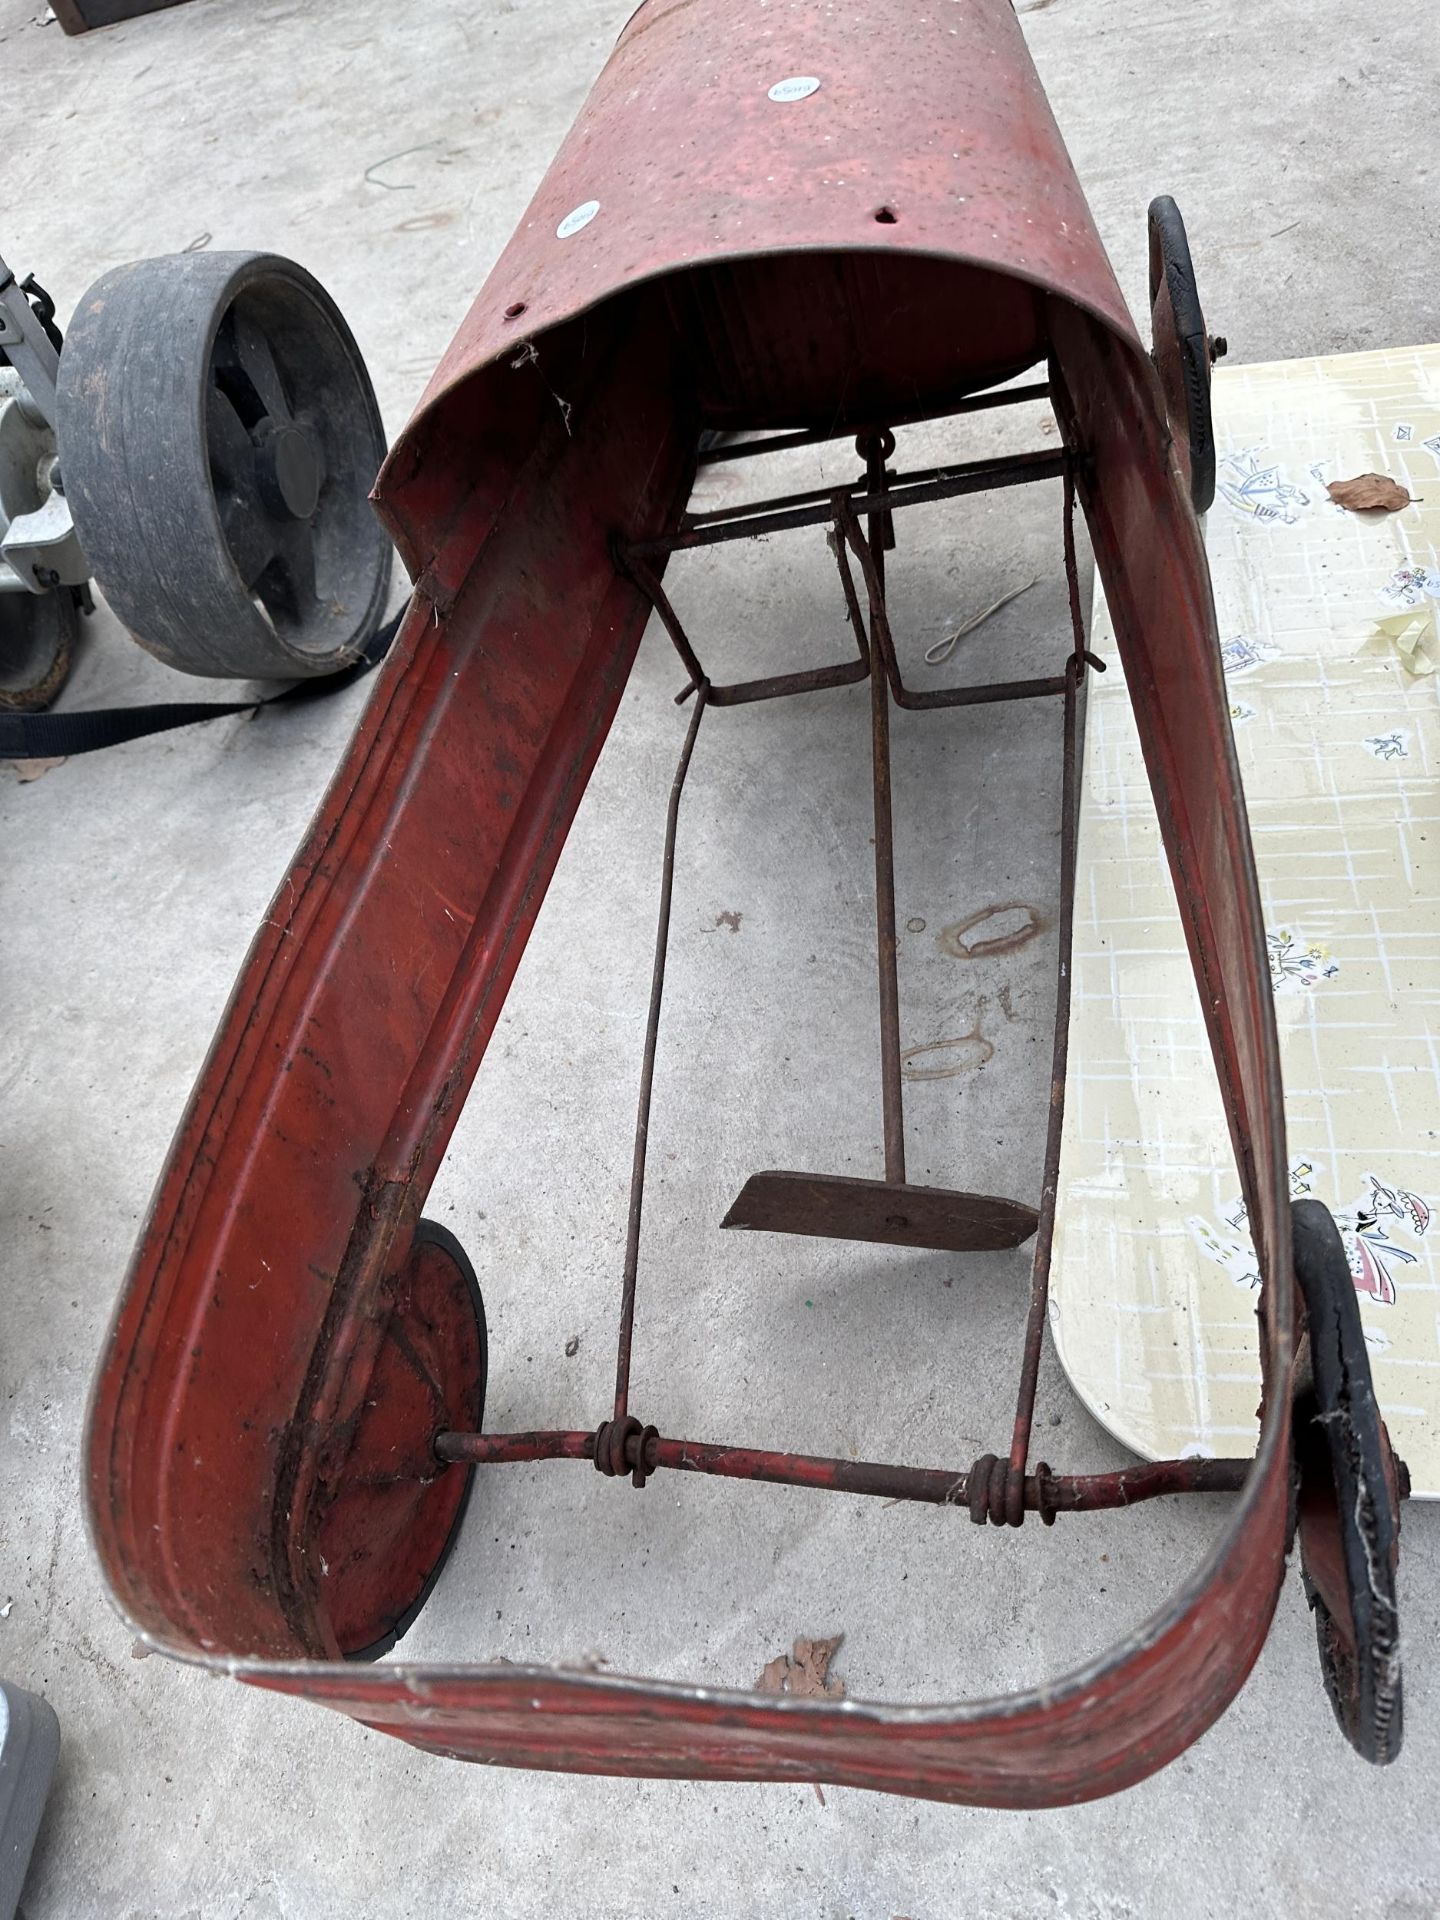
[1052,345,1440,1492]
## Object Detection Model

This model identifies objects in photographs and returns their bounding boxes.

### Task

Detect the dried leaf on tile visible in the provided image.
[1327,473,1413,513]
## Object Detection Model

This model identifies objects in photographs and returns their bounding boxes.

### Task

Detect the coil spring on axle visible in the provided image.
[967,1453,1059,1527]
[592,1417,660,1489]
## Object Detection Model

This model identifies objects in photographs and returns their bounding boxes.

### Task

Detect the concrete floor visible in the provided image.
[2,0,1437,1913]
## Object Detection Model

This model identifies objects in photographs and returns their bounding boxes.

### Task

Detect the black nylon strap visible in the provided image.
[0,601,406,761]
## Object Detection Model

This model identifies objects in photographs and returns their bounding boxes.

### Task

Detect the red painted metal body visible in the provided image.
[86,0,1296,1805]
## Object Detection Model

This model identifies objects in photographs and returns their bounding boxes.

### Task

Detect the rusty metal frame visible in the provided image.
[437,435,1117,1526]
[84,0,1317,1809]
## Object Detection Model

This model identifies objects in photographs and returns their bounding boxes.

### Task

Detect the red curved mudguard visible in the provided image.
[86,0,1294,1806]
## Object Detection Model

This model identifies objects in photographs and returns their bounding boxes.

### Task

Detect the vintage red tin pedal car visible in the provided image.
[86,0,1404,1804]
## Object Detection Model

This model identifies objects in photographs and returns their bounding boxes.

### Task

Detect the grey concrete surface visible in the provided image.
[1,0,1437,1914]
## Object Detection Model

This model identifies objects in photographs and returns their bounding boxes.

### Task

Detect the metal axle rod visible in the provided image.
[626,447,1068,559]
[696,381,1054,466]
[434,1426,1253,1516]
[860,430,906,1186]
[612,681,710,1422]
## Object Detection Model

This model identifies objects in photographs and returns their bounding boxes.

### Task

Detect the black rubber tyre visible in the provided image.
[0,586,77,712]
[1148,196,1217,516]
[56,251,391,681]
[1291,1198,1403,1764]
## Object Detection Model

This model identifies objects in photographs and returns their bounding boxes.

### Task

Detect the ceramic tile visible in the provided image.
[1052,344,1440,1492]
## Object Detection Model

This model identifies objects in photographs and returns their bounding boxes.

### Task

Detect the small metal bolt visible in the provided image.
[1210,334,1229,361]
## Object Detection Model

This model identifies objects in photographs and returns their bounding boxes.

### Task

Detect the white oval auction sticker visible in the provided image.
[767,75,820,103]
[556,199,600,239]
